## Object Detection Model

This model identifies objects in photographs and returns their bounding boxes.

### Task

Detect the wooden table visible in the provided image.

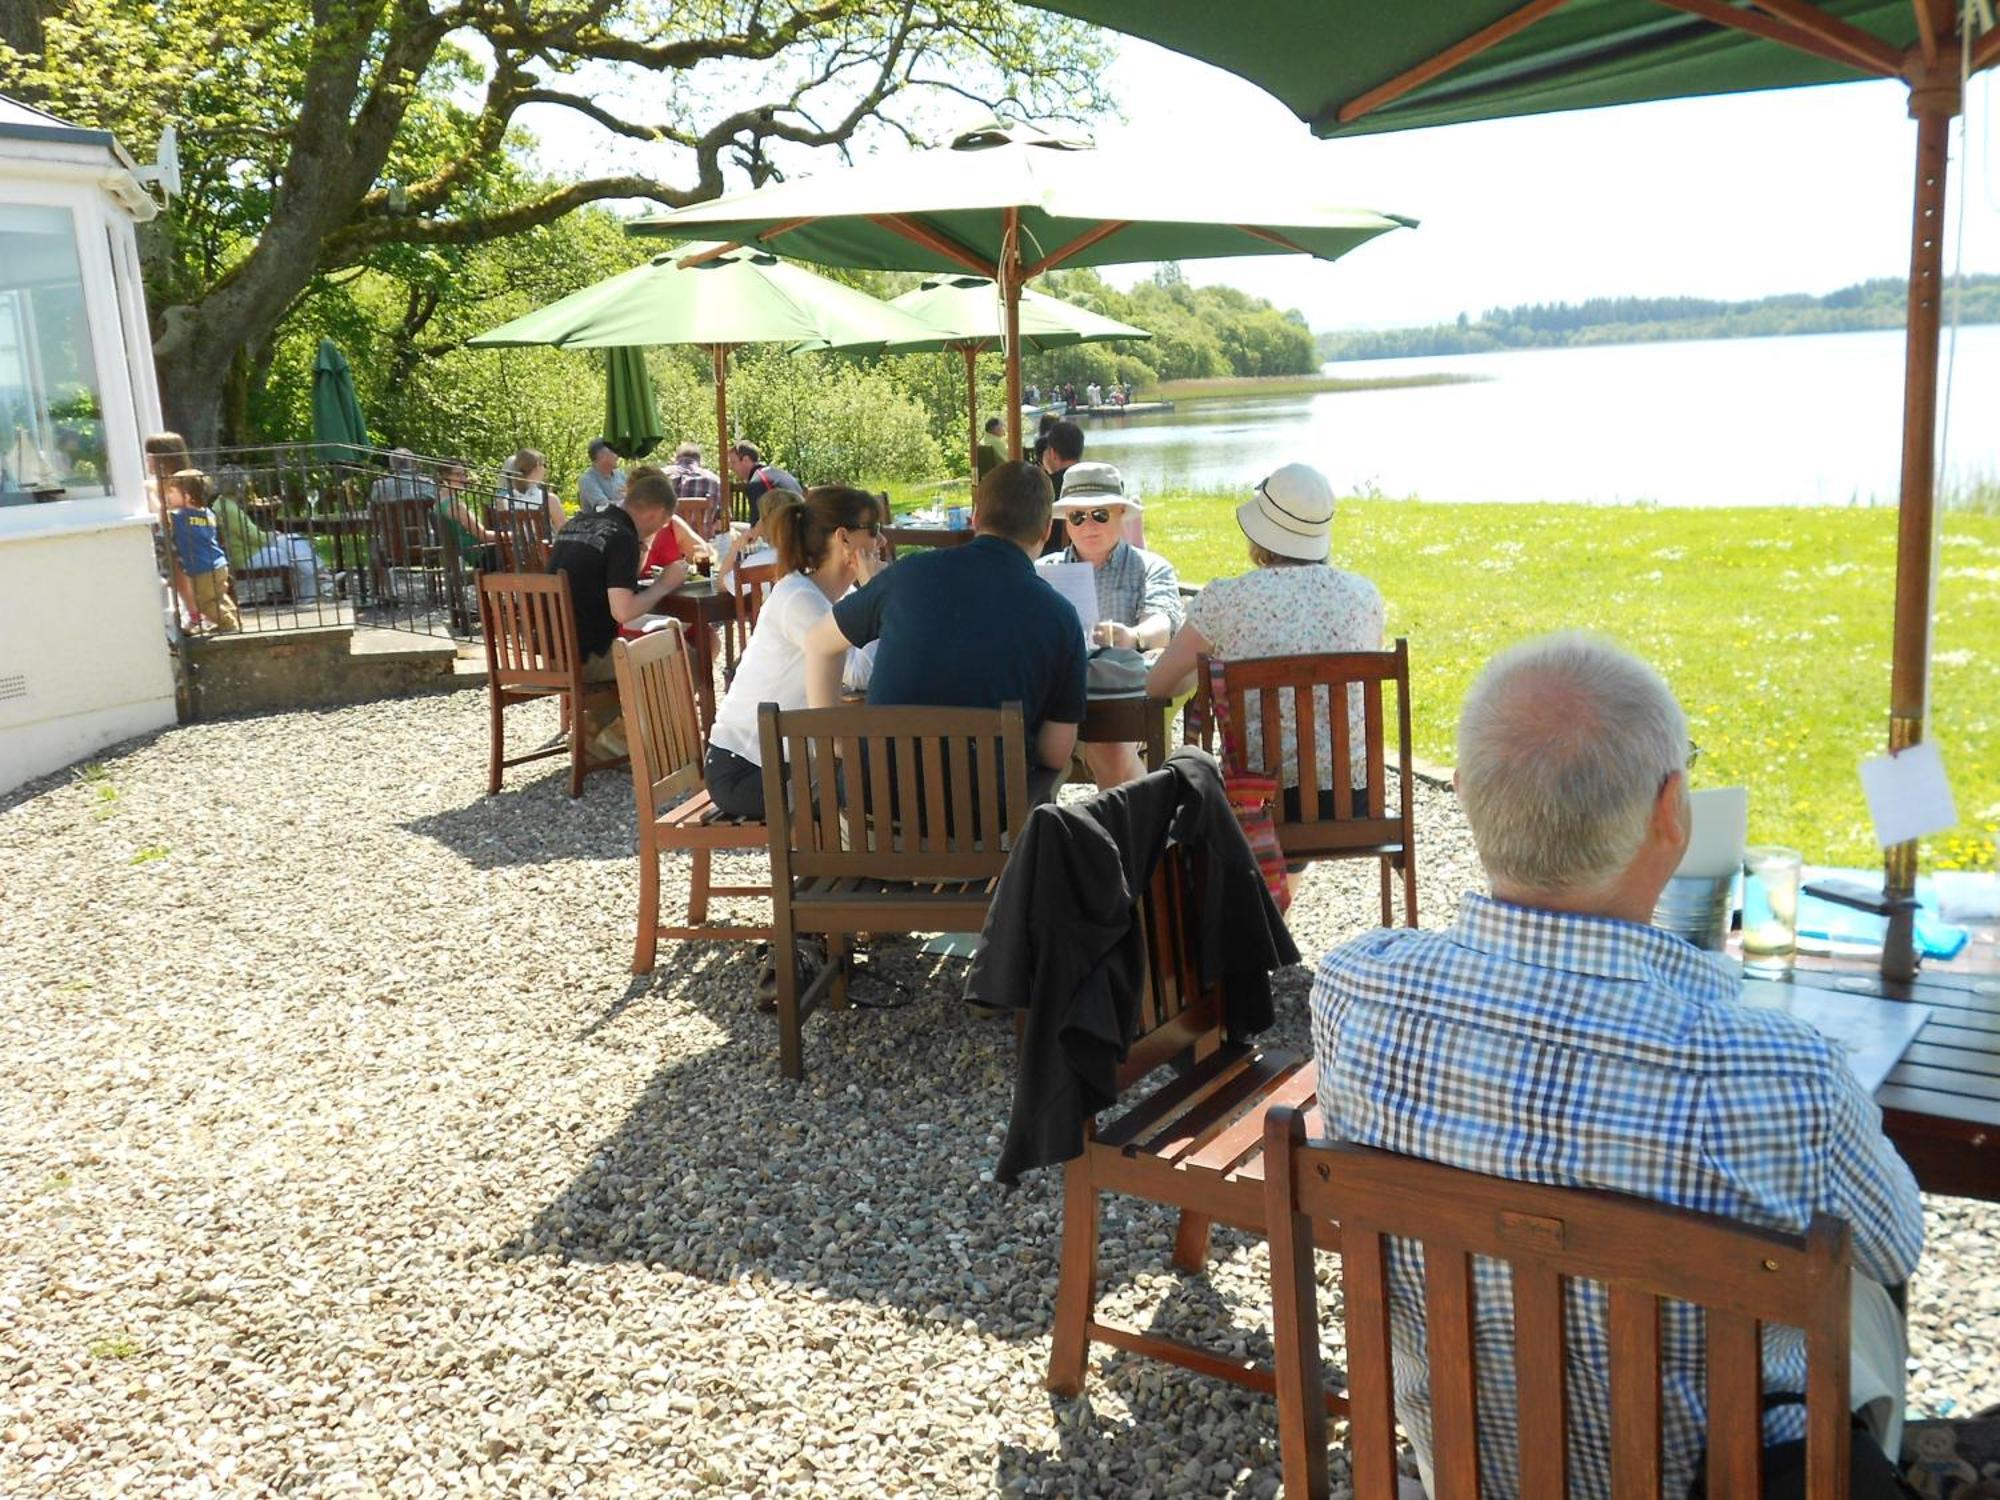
[1830,963,2000,1203]
[648,580,738,734]
[1079,692,1174,773]
[882,524,977,556]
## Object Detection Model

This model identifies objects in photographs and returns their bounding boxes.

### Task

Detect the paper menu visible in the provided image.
[1859,741,1958,849]
[1676,786,1749,879]
[1737,979,1930,1096]
[1042,561,1100,635]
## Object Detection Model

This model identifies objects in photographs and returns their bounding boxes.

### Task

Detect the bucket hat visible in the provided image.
[1235,463,1332,561]
[1053,461,1142,511]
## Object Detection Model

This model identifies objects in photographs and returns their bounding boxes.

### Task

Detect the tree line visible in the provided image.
[1318,276,2000,361]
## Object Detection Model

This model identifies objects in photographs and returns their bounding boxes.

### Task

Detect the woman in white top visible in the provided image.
[1147,461,1385,820]
[704,485,884,820]
[495,447,563,533]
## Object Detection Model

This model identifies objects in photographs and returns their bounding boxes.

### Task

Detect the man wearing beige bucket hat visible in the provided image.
[1038,461,1184,786]
[1148,462,1385,873]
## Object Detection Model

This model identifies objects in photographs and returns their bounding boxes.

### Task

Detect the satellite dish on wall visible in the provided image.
[135,125,181,200]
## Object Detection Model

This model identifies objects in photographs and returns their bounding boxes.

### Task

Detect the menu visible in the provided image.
[1041,560,1100,634]
[1737,979,1930,1095]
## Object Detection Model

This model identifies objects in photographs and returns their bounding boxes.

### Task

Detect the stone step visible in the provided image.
[184,624,473,718]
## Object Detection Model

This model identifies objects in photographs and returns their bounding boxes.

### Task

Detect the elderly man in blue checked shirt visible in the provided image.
[1310,632,1922,1500]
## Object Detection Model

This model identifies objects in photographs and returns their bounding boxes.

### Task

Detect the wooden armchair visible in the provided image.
[611,626,770,970]
[1262,1110,1855,1500]
[1199,640,1418,926]
[1044,841,1337,1406]
[478,571,625,799]
[755,701,1030,1080]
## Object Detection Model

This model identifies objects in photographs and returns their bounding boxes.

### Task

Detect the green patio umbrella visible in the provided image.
[469,243,949,507]
[1029,1,1998,979]
[602,346,665,460]
[310,338,369,462]
[871,275,1151,479]
[631,125,1412,458]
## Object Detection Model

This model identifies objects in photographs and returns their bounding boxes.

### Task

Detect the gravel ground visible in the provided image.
[1,689,1994,1498]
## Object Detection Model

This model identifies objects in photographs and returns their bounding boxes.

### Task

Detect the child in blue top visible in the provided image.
[166,469,241,634]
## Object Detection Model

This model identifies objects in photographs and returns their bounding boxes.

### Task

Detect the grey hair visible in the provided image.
[1455,633,1688,896]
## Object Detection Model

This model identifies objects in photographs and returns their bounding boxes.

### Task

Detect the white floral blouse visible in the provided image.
[1184,562,1385,791]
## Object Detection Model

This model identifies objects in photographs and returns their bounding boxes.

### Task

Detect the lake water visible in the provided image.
[1077,325,2000,507]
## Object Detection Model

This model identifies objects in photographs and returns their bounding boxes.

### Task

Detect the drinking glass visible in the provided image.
[1742,846,1803,978]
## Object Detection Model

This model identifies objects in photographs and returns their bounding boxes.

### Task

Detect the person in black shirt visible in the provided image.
[803,461,1086,781]
[546,467,683,750]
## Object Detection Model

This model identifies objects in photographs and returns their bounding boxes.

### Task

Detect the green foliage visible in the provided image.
[1032,266,1320,389]
[726,349,944,485]
[1146,492,2000,870]
[1320,276,2000,360]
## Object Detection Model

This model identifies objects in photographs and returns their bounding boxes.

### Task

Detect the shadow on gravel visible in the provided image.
[399,771,633,868]
[502,924,1294,1390]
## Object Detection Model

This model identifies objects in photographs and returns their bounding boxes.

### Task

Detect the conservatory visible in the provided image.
[0,94,175,793]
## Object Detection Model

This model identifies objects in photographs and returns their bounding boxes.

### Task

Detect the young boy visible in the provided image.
[165,468,241,634]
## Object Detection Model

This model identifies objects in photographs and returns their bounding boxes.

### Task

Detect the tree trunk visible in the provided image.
[0,1,45,78]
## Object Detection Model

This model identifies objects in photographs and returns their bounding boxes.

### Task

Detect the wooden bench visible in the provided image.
[1263,1110,1856,1499]
[612,625,770,968]
[756,701,1031,1080]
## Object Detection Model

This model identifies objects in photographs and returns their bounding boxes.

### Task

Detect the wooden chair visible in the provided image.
[1045,846,1338,1406]
[675,495,720,540]
[1262,1110,1855,1500]
[730,559,778,656]
[756,701,1031,1080]
[369,495,447,608]
[611,626,771,969]
[490,505,552,573]
[1198,640,1418,926]
[478,571,626,799]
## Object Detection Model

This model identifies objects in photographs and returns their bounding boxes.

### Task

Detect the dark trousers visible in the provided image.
[705,744,766,820]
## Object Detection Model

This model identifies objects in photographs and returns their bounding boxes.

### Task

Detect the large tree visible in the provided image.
[1,1,1110,445]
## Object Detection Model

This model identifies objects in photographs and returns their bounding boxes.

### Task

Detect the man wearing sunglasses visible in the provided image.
[1038,462,1184,787]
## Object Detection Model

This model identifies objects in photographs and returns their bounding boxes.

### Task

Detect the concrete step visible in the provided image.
[183,624,472,717]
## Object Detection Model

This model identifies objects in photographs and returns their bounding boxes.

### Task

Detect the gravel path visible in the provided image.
[2,690,1993,1497]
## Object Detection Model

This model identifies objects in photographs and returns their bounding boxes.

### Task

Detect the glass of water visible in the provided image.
[1742,846,1804,978]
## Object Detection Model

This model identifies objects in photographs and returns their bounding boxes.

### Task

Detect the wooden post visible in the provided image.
[1002,207,1025,461]
[710,343,735,522]
[963,343,982,480]
[1882,73,1958,982]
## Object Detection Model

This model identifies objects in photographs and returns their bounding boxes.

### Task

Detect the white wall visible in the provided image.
[0,131,177,797]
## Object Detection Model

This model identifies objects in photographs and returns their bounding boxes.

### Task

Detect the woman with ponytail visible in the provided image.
[704,485,884,822]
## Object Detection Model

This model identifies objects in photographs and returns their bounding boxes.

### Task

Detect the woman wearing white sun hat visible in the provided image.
[1147,462,1384,828]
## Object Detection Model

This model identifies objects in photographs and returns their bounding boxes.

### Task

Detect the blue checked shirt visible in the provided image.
[1039,539,1184,631]
[1309,893,1924,1500]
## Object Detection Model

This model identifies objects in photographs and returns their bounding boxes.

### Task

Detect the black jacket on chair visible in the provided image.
[966,747,1298,1184]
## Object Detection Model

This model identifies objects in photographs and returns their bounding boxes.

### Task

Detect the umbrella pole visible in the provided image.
[712,344,734,523]
[1881,77,1959,982]
[1002,208,1025,461]
[963,345,982,481]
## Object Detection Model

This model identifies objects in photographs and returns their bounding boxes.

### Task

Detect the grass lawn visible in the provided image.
[1143,494,2000,872]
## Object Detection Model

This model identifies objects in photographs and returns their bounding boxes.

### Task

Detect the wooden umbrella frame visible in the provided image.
[1327,0,1991,981]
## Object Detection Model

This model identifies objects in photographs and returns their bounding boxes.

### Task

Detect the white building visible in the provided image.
[0,95,176,795]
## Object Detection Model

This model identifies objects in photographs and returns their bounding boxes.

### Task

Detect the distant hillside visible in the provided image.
[1317,275,2000,361]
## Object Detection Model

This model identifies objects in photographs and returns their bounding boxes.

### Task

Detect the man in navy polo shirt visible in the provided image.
[803,461,1086,779]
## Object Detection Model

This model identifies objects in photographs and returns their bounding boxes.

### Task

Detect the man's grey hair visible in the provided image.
[1455,633,1688,895]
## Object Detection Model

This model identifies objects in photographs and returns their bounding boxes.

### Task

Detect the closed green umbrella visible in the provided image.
[470,243,947,509]
[602,347,664,460]
[632,125,1411,458]
[1030,1,1998,979]
[310,338,369,462]
[881,276,1151,478]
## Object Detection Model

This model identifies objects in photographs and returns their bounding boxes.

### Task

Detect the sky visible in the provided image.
[522,29,2000,333]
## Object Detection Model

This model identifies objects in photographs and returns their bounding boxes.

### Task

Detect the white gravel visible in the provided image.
[1,689,1993,1497]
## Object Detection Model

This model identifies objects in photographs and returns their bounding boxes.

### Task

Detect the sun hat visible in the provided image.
[1053,461,1143,512]
[1236,463,1333,561]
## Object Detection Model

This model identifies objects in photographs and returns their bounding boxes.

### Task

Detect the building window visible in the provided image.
[0,205,108,505]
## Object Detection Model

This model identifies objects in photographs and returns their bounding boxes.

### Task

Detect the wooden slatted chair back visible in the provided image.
[731,559,778,651]
[676,495,720,540]
[372,495,438,569]
[612,625,706,820]
[1204,641,1412,854]
[479,571,584,693]
[756,702,1031,885]
[1116,848,1224,1088]
[490,505,552,573]
[1262,1112,1855,1500]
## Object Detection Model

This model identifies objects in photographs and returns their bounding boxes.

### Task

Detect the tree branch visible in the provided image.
[324,175,700,256]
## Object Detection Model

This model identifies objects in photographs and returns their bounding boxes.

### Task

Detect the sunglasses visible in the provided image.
[1064,506,1117,525]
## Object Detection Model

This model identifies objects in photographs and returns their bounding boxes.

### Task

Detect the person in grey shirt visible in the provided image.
[576,438,625,512]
